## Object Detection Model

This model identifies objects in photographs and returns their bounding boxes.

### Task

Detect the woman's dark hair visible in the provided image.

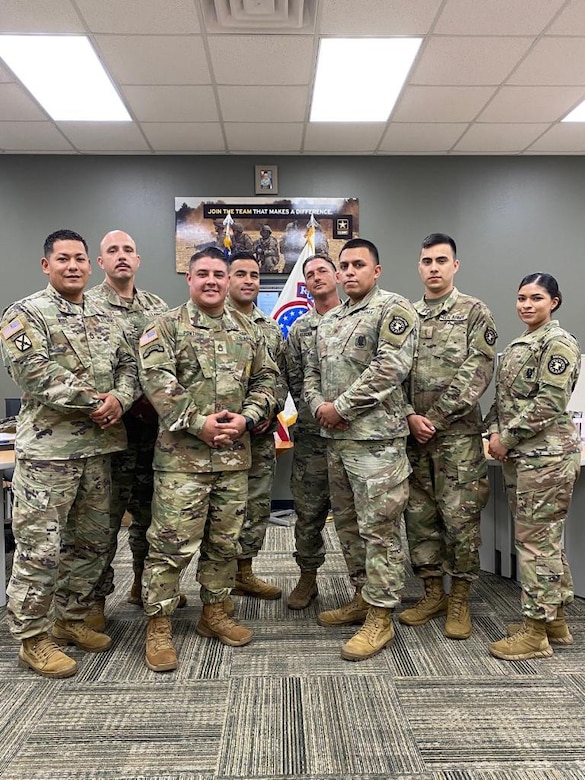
[519,272,562,312]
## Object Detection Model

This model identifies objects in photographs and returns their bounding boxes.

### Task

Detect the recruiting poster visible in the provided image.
[175,196,359,274]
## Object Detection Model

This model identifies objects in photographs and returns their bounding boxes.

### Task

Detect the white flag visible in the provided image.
[270,214,318,339]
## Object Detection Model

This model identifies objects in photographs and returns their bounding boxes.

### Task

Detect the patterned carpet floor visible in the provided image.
[2,520,585,780]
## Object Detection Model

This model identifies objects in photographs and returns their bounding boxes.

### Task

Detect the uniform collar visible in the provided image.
[415,286,459,315]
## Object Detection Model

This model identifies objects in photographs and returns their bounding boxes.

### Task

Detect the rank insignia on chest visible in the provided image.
[216,342,226,354]
[139,328,158,347]
[355,335,367,347]
[548,354,569,375]
[389,316,408,334]
[421,325,434,339]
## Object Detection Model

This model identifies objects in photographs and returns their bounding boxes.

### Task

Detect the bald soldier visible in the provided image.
[85,230,170,630]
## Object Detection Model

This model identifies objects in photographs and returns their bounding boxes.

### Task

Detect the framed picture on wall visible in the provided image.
[255,165,278,195]
[174,196,359,275]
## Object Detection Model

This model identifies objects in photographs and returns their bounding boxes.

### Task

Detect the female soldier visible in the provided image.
[486,273,581,661]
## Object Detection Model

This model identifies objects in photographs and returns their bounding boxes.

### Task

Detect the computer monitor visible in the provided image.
[256,282,285,317]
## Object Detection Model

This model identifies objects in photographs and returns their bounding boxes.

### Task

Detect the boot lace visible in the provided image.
[150,618,173,651]
[32,635,64,661]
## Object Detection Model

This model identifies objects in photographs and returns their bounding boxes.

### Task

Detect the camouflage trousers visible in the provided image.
[290,430,330,571]
[502,451,580,620]
[7,456,111,639]
[143,469,247,615]
[327,438,410,608]
[237,433,275,559]
[405,433,488,581]
[94,412,157,598]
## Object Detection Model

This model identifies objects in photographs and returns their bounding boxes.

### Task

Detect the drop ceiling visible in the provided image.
[1,0,585,155]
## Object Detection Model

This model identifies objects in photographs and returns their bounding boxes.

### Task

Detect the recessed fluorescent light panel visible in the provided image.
[310,37,422,122]
[563,100,585,122]
[0,35,131,121]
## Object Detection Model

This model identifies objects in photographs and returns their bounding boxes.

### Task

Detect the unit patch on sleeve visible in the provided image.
[14,333,33,352]
[484,326,497,346]
[389,316,408,335]
[547,354,569,375]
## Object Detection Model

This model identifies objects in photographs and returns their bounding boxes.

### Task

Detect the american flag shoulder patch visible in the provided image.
[139,327,159,347]
[2,318,24,340]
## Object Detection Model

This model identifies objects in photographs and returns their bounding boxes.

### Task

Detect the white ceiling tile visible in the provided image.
[392,86,496,123]
[0,62,15,83]
[0,121,74,151]
[527,123,585,153]
[218,86,307,121]
[453,123,550,152]
[0,0,84,33]
[434,0,565,35]
[478,86,585,123]
[75,0,200,34]
[225,123,303,152]
[208,35,313,85]
[319,0,442,35]
[94,35,210,85]
[379,122,467,152]
[412,37,532,86]
[57,122,150,151]
[304,123,385,153]
[0,83,47,120]
[142,122,225,152]
[510,38,585,86]
[122,86,219,122]
[547,2,585,35]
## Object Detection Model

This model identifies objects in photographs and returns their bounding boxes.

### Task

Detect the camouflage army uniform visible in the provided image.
[253,235,280,272]
[285,307,332,571]
[305,285,417,607]
[0,284,137,639]
[485,320,581,620]
[404,288,496,580]
[227,302,287,561]
[85,280,168,596]
[137,301,277,614]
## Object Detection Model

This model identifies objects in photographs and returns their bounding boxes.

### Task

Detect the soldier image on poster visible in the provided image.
[253,225,280,272]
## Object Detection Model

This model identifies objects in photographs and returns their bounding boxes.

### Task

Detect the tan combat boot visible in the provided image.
[233,559,282,600]
[52,619,112,652]
[317,589,369,627]
[129,570,187,608]
[398,576,448,626]
[445,578,472,639]
[507,606,573,646]
[19,633,78,678]
[489,617,553,661]
[85,597,106,632]
[145,615,178,672]
[224,596,235,617]
[287,571,318,610]
[341,607,395,661]
[196,603,253,646]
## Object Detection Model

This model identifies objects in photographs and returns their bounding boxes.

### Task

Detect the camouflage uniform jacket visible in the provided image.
[86,281,168,350]
[405,287,497,435]
[285,306,323,436]
[485,319,581,457]
[86,280,168,417]
[305,285,418,440]
[227,300,288,417]
[138,300,278,473]
[0,283,138,460]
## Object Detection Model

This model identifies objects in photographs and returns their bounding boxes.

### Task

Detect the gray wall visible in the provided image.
[2,154,585,407]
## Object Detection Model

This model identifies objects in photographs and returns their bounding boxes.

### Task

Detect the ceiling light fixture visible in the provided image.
[310,37,422,122]
[0,35,131,122]
[562,101,585,123]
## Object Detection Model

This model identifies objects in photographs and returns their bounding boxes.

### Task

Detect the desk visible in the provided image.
[0,447,14,608]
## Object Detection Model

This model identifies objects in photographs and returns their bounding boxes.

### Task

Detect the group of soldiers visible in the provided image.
[0,228,577,678]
